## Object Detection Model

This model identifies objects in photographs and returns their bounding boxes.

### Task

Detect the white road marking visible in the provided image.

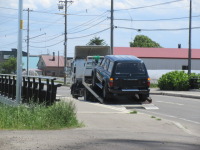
[172,122,193,135]
[156,101,184,106]
[91,103,130,113]
[142,104,159,110]
[140,110,200,125]
[78,111,126,114]
[153,95,200,102]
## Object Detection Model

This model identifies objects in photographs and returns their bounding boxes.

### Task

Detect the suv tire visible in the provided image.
[139,94,148,101]
[103,84,111,103]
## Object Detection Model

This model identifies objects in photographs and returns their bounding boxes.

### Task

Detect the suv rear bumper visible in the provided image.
[109,88,149,95]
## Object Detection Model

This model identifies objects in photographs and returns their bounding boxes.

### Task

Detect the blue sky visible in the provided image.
[0,0,199,57]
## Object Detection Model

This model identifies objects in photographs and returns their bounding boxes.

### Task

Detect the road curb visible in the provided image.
[150,92,200,99]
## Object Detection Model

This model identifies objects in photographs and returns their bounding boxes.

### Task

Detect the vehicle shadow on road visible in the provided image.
[104,95,144,105]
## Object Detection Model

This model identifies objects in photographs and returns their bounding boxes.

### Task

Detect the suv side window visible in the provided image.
[108,61,114,73]
[103,59,109,70]
[101,59,106,67]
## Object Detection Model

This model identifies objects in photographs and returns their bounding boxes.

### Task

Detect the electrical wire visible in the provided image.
[0,27,17,33]
[68,11,108,32]
[30,34,64,43]
[29,40,64,48]
[115,0,184,11]
[0,6,103,16]
[114,15,200,22]
[29,16,64,32]
[68,18,108,34]
[68,27,110,39]
[116,26,200,31]
[0,6,17,10]
[0,41,17,47]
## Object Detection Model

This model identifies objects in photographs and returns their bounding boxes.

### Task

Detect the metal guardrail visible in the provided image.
[0,74,62,105]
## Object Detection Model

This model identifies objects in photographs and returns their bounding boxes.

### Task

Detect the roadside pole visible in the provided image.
[188,0,192,75]
[110,0,114,54]
[16,0,23,104]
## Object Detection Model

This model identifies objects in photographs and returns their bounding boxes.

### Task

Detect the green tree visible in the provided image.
[87,37,107,46]
[130,35,162,48]
[0,57,17,74]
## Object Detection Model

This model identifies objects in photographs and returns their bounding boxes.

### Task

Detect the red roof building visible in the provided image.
[114,47,200,70]
[114,47,200,59]
[37,54,67,77]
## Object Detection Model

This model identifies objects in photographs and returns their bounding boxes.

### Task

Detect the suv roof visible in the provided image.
[105,55,142,62]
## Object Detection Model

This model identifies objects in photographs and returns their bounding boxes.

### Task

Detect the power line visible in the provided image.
[29,16,64,32]
[0,6,17,10]
[68,27,110,39]
[0,41,17,47]
[114,15,200,22]
[0,6,105,16]
[68,18,108,34]
[68,11,108,31]
[29,40,64,48]
[0,27,17,33]
[116,26,200,31]
[115,0,184,11]
[30,34,64,43]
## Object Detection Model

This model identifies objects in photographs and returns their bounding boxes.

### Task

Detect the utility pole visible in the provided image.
[24,8,32,76]
[16,0,23,104]
[58,0,73,84]
[188,0,192,75]
[110,0,114,54]
[58,51,60,68]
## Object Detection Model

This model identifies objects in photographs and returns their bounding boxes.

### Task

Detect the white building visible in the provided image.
[114,47,200,71]
[114,47,200,83]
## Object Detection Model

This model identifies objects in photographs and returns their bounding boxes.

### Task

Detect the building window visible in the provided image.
[3,55,11,59]
[182,65,188,70]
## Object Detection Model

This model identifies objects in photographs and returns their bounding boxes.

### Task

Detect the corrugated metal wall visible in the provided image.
[141,58,200,70]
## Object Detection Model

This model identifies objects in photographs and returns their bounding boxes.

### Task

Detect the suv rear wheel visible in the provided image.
[103,84,111,103]
[139,94,148,101]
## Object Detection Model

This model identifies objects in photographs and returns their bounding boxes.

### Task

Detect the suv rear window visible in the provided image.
[115,62,146,74]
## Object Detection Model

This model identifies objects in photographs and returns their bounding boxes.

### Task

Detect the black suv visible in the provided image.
[92,55,150,102]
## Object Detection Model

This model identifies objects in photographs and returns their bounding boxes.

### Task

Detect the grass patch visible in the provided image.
[0,101,82,130]
[151,116,162,121]
[150,83,158,88]
[130,110,138,114]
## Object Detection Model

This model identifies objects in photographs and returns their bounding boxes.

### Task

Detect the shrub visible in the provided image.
[0,101,82,130]
[158,71,189,91]
[189,73,200,89]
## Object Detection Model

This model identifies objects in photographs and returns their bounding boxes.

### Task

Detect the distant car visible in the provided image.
[92,55,150,102]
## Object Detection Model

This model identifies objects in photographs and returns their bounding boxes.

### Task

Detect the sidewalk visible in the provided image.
[150,88,200,99]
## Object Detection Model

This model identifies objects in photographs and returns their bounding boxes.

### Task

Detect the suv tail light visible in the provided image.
[147,78,150,87]
[109,78,114,87]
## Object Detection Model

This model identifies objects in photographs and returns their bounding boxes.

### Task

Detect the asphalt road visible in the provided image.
[136,95,200,136]
[0,86,199,150]
[57,86,200,136]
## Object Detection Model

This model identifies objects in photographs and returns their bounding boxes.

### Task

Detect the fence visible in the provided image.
[0,74,62,106]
